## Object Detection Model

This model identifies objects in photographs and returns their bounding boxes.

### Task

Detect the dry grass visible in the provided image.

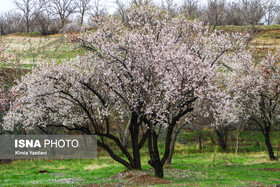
[84,163,111,171]
[1,34,69,65]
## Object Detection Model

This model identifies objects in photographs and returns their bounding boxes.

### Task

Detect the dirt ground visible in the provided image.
[82,170,171,186]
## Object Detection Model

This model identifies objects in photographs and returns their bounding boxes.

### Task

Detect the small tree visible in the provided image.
[114,0,128,24]
[181,0,200,19]
[47,0,77,29]
[0,40,7,111]
[229,51,280,160]
[13,0,36,33]
[239,0,276,29]
[204,0,226,29]
[161,0,178,17]
[75,0,92,25]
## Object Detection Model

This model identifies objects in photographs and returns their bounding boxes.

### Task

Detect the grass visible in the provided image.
[0,130,279,186]
[1,33,85,67]
[214,25,280,48]
[0,25,279,68]
[178,130,280,154]
[0,158,125,186]
[13,32,42,37]
[0,151,279,186]
[216,25,280,32]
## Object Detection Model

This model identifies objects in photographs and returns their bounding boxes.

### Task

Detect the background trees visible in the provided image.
[239,0,273,29]
[181,0,200,19]
[204,0,226,29]
[13,0,36,33]
[75,0,91,25]
[0,0,279,36]
[47,0,77,29]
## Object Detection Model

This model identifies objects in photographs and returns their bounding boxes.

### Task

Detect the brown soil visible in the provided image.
[83,170,171,186]
[0,159,13,165]
[241,180,266,186]
[82,184,123,187]
[254,168,280,172]
[128,173,170,185]
[111,170,170,186]
[264,29,280,33]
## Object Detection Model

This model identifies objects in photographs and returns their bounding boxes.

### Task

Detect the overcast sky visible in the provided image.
[0,0,210,15]
[0,0,14,12]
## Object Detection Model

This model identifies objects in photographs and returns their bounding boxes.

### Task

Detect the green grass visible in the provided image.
[0,128,279,186]
[0,152,279,186]
[169,152,279,186]
[12,32,42,37]
[1,25,279,69]
[0,129,279,186]
[178,130,280,154]
[216,25,280,32]
[0,158,125,186]
[1,34,85,68]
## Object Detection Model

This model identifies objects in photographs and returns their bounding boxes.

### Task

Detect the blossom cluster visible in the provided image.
[3,5,276,134]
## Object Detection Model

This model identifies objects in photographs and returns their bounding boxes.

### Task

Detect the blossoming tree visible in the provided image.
[229,51,280,160]
[4,5,251,177]
[0,41,9,124]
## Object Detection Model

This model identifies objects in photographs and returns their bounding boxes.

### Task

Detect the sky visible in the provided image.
[0,0,15,12]
[0,0,209,14]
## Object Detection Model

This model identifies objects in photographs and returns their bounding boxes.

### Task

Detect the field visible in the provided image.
[0,130,279,186]
[0,148,279,186]
[1,25,280,67]
[0,33,84,68]
[0,25,280,186]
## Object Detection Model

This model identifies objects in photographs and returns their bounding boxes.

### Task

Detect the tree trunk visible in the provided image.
[154,161,164,178]
[264,130,276,160]
[210,135,216,144]
[148,127,165,178]
[27,22,30,33]
[148,150,164,178]
[216,127,228,151]
[210,129,216,144]
[198,132,203,153]
[80,13,84,26]
[130,112,141,169]
[235,132,239,156]
[165,124,178,164]
[218,136,227,151]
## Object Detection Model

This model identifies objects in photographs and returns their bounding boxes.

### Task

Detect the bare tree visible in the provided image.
[0,13,8,37]
[224,2,244,25]
[3,11,25,34]
[32,0,52,35]
[189,114,213,153]
[75,0,91,25]
[274,10,280,24]
[13,0,36,33]
[181,0,199,19]
[204,0,226,29]
[90,0,107,20]
[114,0,128,24]
[113,0,152,21]
[161,0,177,17]
[48,0,76,29]
[234,121,245,156]
[239,0,276,29]
[264,1,279,25]
[131,0,152,7]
